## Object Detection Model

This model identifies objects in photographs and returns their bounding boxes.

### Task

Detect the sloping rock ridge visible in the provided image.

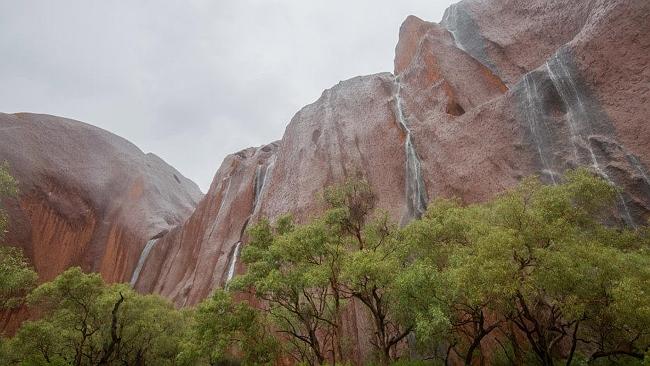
[0,112,202,287]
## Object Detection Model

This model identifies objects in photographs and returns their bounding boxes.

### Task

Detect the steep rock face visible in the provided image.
[394,16,524,207]
[0,113,202,284]
[136,0,649,362]
[126,0,650,362]
[135,142,279,306]
[440,0,594,86]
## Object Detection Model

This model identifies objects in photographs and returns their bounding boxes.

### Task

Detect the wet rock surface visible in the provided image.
[135,142,279,306]
[137,0,648,360]
[0,113,201,283]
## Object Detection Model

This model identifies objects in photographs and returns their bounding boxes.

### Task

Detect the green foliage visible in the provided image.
[2,267,185,366]
[0,164,36,311]
[0,163,18,242]
[233,214,341,365]
[398,169,650,365]
[235,178,413,365]
[0,162,18,198]
[2,169,649,366]
[179,289,277,366]
[0,246,37,310]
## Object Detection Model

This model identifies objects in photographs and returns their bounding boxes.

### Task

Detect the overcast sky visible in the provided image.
[0,0,456,192]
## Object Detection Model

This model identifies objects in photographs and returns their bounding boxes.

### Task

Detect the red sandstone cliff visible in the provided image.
[0,113,202,285]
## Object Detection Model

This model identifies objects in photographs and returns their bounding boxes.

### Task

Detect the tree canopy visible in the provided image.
[1,169,649,365]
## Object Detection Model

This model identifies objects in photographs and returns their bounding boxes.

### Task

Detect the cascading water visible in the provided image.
[252,158,274,215]
[225,241,242,286]
[442,4,466,51]
[253,164,267,206]
[393,77,428,221]
[223,158,275,287]
[523,73,557,185]
[545,52,635,226]
[628,154,650,187]
[130,238,159,287]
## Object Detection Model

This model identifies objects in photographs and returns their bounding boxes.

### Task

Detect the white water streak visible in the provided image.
[225,241,242,285]
[546,54,635,226]
[629,155,650,187]
[394,77,427,219]
[523,74,557,185]
[130,238,159,286]
[444,4,466,51]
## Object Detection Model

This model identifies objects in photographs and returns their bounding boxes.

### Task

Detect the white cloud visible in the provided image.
[0,0,456,191]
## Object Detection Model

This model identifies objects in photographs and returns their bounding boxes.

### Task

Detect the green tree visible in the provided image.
[0,246,37,311]
[235,178,415,365]
[396,198,503,365]
[233,215,339,365]
[4,267,185,366]
[338,212,412,364]
[0,164,37,311]
[324,178,413,364]
[398,169,650,365]
[179,289,277,366]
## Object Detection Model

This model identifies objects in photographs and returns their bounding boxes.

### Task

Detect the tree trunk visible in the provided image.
[98,292,125,365]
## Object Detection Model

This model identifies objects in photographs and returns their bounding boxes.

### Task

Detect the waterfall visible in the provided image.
[628,154,650,187]
[545,52,635,226]
[225,241,242,285]
[393,77,428,220]
[252,158,274,215]
[130,238,159,286]
[523,73,557,185]
[224,156,275,286]
[253,164,267,205]
[443,4,466,51]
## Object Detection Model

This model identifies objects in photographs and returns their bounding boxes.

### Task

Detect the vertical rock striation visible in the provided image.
[0,113,201,285]
[135,142,280,306]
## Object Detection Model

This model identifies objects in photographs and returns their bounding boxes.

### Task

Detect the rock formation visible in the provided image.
[136,0,650,360]
[0,112,201,285]
[1,0,648,360]
[134,142,279,306]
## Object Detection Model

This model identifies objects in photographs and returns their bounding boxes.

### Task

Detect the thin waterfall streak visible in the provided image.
[252,164,267,209]
[206,177,233,243]
[219,152,276,293]
[225,241,242,286]
[587,148,635,227]
[555,54,585,113]
[545,61,580,162]
[252,156,276,217]
[217,177,233,214]
[445,5,466,51]
[629,155,650,187]
[130,238,159,286]
[394,77,427,219]
[546,54,635,227]
[524,74,557,185]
